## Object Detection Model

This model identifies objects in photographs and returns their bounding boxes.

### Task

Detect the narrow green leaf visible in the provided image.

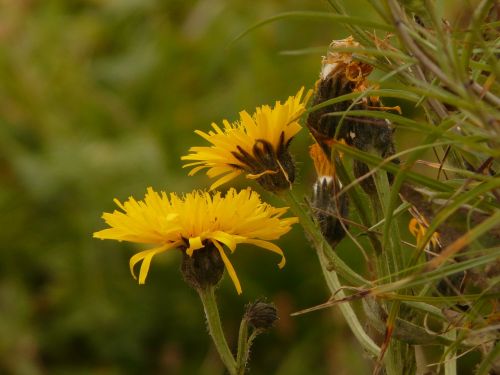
[229,11,394,47]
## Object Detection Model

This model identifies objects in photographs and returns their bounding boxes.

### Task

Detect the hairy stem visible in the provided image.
[198,287,237,375]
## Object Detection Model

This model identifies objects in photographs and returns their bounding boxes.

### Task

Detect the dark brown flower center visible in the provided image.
[230,132,296,192]
[180,243,224,291]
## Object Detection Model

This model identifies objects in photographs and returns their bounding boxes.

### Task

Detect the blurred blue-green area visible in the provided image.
[0,1,471,374]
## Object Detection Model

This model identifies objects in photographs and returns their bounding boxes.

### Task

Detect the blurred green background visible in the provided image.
[0,1,473,374]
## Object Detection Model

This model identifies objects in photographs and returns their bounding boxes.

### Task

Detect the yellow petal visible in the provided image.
[408,218,419,237]
[209,170,242,191]
[245,239,286,268]
[210,231,242,252]
[182,87,310,188]
[129,243,178,284]
[95,186,297,293]
[246,169,277,180]
[213,240,242,295]
[186,236,204,256]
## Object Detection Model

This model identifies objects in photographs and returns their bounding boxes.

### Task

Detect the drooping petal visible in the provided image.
[94,187,297,294]
[210,231,244,253]
[213,240,242,295]
[244,239,286,268]
[129,243,179,283]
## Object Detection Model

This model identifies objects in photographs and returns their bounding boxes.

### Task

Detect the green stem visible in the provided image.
[198,287,237,375]
[335,160,382,254]
[444,329,457,375]
[281,189,381,357]
[281,189,368,286]
[383,301,403,375]
[237,328,262,375]
[236,318,249,374]
[373,170,406,371]
[373,167,404,279]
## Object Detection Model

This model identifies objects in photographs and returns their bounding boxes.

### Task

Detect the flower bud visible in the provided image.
[181,243,225,291]
[244,300,278,330]
[307,36,400,195]
[311,176,348,247]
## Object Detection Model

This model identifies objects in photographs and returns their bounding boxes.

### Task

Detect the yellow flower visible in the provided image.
[93,187,297,294]
[408,217,440,249]
[182,87,312,192]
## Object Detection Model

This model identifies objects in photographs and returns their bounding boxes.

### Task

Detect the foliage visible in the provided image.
[1,0,498,374]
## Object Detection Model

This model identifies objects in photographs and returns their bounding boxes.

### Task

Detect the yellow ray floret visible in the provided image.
[309,143,335,177]
[94,187,298,294]
[408,218,440,249]
[182,87,312,190]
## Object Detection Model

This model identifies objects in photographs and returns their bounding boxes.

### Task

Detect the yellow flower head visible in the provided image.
[182,87,312,192]
[408,217,440,249]
[93,187,298,294]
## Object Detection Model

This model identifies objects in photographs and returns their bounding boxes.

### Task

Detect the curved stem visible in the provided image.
[236,317,249,374]
[281,189,381,357]
[198,287,237,375]
[281,189,368,286]
[238,329,262,375]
